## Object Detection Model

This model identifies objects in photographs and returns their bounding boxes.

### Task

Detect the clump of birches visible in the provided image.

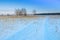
[15,8,36,16]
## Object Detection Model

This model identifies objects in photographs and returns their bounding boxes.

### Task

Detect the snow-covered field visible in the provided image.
[0,15,60,40]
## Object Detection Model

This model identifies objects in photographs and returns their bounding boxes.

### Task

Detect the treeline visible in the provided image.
[15,8,36,16]
[0,8,37,16]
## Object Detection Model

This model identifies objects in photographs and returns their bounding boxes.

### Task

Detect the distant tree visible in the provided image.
[15,9,21,16]
[21,8,27,16]
[15,8,27,16]
[15,9,18,16]
[7,14,10,16]
[19,10,22,15]
[33,10,36,14]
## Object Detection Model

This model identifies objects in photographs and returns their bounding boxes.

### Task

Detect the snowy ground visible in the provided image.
[0,15,60,40]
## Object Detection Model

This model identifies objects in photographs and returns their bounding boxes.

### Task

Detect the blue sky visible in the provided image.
[0,0,60,13]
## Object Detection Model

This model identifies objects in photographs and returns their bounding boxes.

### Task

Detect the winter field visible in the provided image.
[0,15,60,40]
